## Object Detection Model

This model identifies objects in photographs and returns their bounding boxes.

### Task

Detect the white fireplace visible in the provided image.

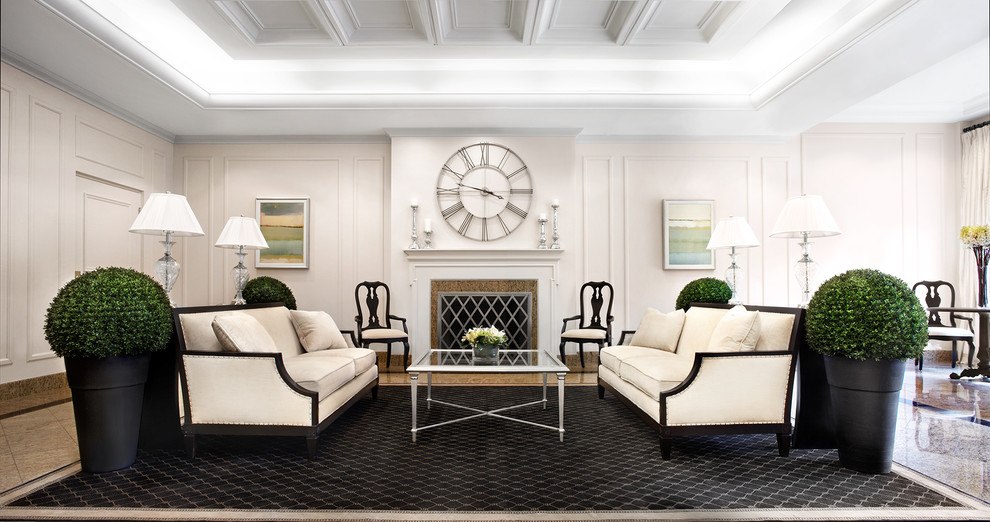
[403,249,564,361]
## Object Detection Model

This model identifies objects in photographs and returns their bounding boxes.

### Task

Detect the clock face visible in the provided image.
[435,143,534,241]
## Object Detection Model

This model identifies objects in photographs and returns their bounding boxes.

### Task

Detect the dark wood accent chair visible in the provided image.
[913,280,976,370]
[559,281,614,368]
[355,281,411,369]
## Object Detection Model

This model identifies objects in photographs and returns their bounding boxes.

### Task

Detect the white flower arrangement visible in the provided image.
[461,326,508,349]
[960,225,990,247]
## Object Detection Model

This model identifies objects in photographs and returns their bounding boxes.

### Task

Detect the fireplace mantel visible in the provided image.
[403,249,564,358]
[404,249,564,262]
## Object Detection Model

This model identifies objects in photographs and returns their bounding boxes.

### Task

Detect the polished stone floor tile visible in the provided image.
[0,408,79,485]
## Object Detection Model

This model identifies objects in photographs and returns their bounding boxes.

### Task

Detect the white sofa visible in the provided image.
[174,302,379,458]
[598,303,803,459]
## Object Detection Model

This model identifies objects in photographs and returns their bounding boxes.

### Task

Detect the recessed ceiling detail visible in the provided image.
[1,0,986,140]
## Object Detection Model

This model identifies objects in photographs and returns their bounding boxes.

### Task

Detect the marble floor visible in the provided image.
[1,363,987,506]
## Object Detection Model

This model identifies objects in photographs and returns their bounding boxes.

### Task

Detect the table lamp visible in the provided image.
[706,216,760,304]
[129,192,204,305]
[770,194,841,306]
[215,216,269,305]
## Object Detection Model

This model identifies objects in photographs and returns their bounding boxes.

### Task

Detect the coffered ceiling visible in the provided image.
[1,0,988,142]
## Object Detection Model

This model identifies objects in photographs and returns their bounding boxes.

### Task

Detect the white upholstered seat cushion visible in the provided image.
[290,310,349,352]
[928,326,975,339]
[301,348,377,375]
[600,345,663,375]
[618,353,697,400]
[361,328,408,340]
[212,313,278,353]
[561,329,607,340]
[629,308,685,352]
[707,305,761,352]
[282,355,356,401]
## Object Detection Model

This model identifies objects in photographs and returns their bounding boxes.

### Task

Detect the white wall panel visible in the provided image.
[75,120,144,182]
[582,157,612,282]
[802,133,907,279]
[0,85,11,368]
[27,98,64,362]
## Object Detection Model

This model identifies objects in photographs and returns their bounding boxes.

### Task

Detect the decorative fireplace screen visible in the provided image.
[436,292,533,351]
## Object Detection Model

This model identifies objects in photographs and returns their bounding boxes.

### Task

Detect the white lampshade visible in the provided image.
[215,216,269,250]
[770,195,840,238]
[129,193,204,236]
[707,216,760,250]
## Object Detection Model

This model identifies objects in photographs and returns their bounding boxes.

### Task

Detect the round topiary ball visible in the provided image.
[44,267,173,359]
[242,276,297,310]
[806,268,927,361]
[675,277,732,310]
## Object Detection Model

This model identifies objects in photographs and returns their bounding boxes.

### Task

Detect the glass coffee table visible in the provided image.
[406,348,569,442]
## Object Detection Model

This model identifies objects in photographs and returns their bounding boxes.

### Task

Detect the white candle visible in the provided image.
[424,219,431,232]
[411,198,418,207]
[552,199,559,206]
[540,213,547,220]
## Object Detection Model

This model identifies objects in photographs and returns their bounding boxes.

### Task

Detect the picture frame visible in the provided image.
[662,199,715,270]
[256,198,310,268]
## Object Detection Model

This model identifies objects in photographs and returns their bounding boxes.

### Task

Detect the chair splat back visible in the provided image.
[579,281,614,331]
[912,280,976,370]
[356,281,392,330]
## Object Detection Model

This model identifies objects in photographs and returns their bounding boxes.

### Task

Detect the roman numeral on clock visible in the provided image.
[442,201,464,218]
[458,214,474,236]
[505,202,527,218]
[457,148,475,169]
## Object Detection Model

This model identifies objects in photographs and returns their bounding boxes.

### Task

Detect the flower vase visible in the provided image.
[473,343,500,364]
[974,246,989,307]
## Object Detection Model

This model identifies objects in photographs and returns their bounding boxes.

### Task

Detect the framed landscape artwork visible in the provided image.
[662,200,715,269]
[256,198,309,268]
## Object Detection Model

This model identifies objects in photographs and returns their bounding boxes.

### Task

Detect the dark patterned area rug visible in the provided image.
[2,386,987,521]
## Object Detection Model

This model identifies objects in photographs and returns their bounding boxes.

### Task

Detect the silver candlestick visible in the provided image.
[538,217,548,249]
[551,201,561,249]
[424,229,433,249]
[409,202,420,249]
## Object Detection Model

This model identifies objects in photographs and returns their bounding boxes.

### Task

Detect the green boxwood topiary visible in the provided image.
[675,277,732,310]
[242,276,297,310]
[44,267,173,359]
[806,268,928,361]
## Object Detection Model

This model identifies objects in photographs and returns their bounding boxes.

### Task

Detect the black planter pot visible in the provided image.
[822,355,905,474]
[64,353,151,473]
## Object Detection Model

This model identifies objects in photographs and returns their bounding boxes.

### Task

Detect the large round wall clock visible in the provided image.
[435,142,534,241]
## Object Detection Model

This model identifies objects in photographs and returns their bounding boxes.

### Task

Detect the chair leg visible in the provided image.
[306,435,318,459]
[402,340,410,369]
[777,433,791,457]
[579,344,585,368]
[372,383,379,400]
[659,436,672,460]
[967,340,976,367]
[184,434,196,458]
[559,341,566,365]
[597,384,605,399]
[918,355,923,371]
[951,341,957,369]
[385,344,392,368]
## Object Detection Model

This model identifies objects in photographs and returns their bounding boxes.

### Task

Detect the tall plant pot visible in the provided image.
[65,353,151,472]
[822,355,905,474]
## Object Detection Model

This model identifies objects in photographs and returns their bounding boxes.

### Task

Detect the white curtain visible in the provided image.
[958,125,989,307]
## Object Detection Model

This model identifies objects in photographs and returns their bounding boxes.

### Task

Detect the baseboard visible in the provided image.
[0,372,71,419]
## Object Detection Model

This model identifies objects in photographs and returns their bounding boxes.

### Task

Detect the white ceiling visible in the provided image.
[1,0,987,142]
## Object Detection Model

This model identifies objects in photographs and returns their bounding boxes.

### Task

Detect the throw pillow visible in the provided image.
[629,308,685,352]
[707,305,761,352]
[290,310,349,352]
[212,312,278,353]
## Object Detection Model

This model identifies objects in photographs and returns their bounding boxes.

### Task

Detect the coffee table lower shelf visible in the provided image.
[408,372,568,442]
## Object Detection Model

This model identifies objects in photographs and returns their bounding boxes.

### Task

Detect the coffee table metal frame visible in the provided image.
[406,348,569,442]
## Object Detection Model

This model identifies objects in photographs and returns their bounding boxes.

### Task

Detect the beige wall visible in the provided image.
[1,63,173,384]
[173,144,391,322]
[0,61,964,384]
